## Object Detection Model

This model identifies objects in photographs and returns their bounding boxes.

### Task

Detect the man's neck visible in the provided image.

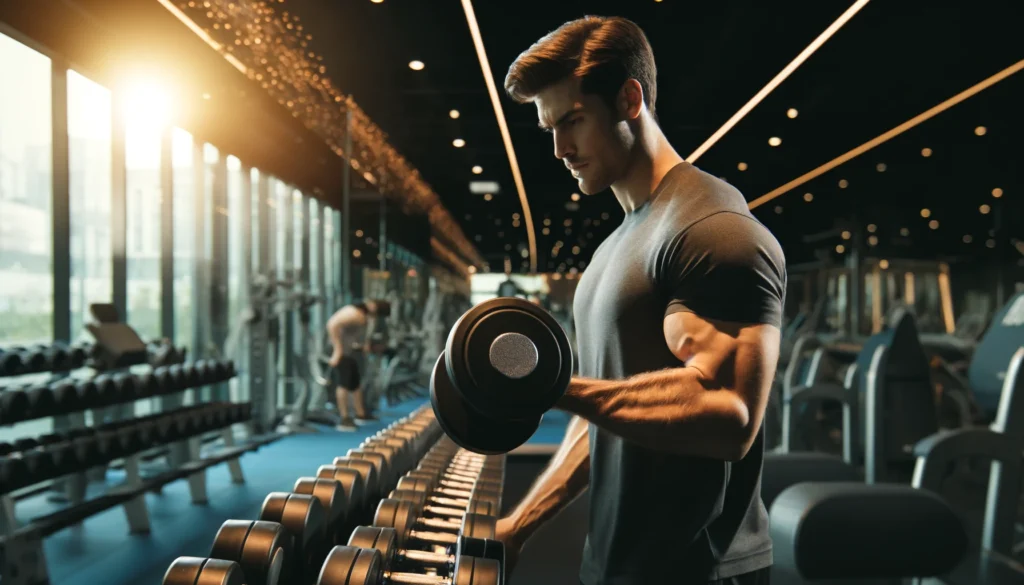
[610,121,685,214]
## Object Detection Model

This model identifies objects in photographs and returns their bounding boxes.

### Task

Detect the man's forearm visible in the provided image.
[506,415,590,543]
[557,368,750,460]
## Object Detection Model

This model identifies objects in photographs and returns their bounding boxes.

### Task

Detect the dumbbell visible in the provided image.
[430,297,573,454]
[361,436,412,474]
[373,498,496,548]
[387,487,495,521]
[294,477,348,546]
[163,557,247,585]
[334,457,381,504]
[346,448,395,493]
[316,465,366,532]
[347,526,505,583]
[210,519,290,585]
[391,478,498,518]
[257,492,328,583]
[320,545,500,585]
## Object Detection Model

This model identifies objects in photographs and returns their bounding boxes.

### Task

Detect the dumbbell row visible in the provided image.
[0,359,237,425]
[163,407,499,585]
[0,402,250,495]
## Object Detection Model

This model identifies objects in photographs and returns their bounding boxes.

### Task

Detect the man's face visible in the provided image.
[535,76,633,195]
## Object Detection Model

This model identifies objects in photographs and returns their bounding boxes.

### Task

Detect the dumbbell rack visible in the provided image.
[162,406,509,585]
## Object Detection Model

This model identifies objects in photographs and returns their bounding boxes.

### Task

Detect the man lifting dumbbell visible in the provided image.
[326,300,390,431]
[451,16,787,585]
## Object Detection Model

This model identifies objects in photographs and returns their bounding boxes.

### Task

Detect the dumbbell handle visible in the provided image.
[434,486,473,500]
[438,478,490,491]
[423,504,468,518]
[410,529,458,545]
[429,496,475,510]
[386,570,450,585]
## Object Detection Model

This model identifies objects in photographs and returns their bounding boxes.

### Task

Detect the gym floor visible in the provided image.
[24,399,573,585]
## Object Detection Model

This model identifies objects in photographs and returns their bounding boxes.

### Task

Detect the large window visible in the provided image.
[172,128,195,348]
[275,179,290,278]
[67,70,112,341]
[124,98,163,340]
[0,34,53,345]
[227,155,246,329]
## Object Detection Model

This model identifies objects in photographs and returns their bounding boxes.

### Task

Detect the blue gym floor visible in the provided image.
[19,399,569,585]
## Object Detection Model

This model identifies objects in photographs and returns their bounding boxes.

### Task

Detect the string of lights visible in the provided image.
[172,0,484,270]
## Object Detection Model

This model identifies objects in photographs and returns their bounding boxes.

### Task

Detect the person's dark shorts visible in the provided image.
[332,355,362,390]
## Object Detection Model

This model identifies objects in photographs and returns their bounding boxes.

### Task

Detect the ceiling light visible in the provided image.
[787,108,799,119]
[868,235,879,246]
[975,126,987,136]
[449,109,460,119]
[468,266,477,274]
[768,136,782,147]
[867,224,877,233]
[803,193,813,202]
[571,193,580,202]
[572,246,581,255]
[876,163,887,172]
[838,179,849,189]
[552,273,562,280]
[900,228,909,237]
[371,0,384,3]
[929,220,939,230]
[992,188,1003,198]
[879,259,890,269]
[841,231,851,240]
[921,147,933,157]
[980,204,991,214]
[409,60,425,71]
[564,219,572,227]
[512,220,520,228]
[601,212,610,220]
[472,165,483,174]
[355,229,364,237]
[836,245,845,254]
[963,235,973,243]
[986,239,996,248]
[512,213,520,220]
[543,218,551,226]
[738,162,748,171]
[920,208,931,218]
[774,205,783,214]
[353,249,362,258]
[453,138,465,148]
[542,228,550,235]
[483,193,493,201]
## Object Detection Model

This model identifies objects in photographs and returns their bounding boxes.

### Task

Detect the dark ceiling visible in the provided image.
[286,0,1022,273]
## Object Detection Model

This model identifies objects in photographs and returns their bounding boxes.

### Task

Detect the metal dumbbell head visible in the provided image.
[210,520,289,585]
[163,557,247,585]
[444,297,573,420]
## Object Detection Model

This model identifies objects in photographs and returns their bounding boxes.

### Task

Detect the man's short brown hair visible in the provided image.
[504,16,657,117]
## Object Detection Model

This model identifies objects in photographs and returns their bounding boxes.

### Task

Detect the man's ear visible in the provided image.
[618,79,644,121]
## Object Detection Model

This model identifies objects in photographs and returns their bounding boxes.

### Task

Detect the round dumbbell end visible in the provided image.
[431,354,541,455]
[373,498,418,546]
[317,546,381,585]
[452,555,502,585]
[462,513,498,540]
[163,557,246,585]
[488,332,539,379]
[347,526,399,571]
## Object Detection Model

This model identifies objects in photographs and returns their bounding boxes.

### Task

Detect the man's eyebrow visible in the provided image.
[538,107,583,130]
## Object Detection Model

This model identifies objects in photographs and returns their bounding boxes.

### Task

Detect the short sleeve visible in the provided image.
[660,212,786,326]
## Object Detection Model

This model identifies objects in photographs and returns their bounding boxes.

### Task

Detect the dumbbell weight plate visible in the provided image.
[431,354,541,455]
[209,520,289,585]
[452,554,502,585]
[318,545,382,585]
[347,526,400,571]
[163,557,247,585]
[444,297,573,420]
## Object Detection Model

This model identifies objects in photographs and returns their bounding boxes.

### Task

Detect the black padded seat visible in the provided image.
[761,452,862,509]
[770,482,967,581]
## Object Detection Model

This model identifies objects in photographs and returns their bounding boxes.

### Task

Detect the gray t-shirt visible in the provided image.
[574,162,786,584]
